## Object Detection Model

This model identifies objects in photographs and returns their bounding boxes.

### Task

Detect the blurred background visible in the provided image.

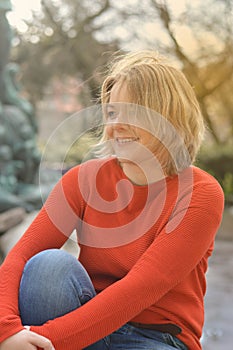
[6,0,233,204]
[0,1,233,349]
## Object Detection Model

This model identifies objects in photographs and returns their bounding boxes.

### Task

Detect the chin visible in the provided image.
[116,156,137,165]
[118,159,131,164]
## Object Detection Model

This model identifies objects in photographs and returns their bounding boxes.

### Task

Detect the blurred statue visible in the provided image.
[0,142,34,213]
[3,63,38,132]
[1,105,40,182]
[0,0,49,215]
[0,0,12,101]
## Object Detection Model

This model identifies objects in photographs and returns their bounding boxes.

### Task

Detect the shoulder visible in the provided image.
[172,166,224,199]
[191,165,224,213]
[79,157,118,179]
[167,166,224,234]
[192,166,224,193]
[63,157,116,176]
[80,157,117,171]
[171,166,224,216]
[61,157,119,190]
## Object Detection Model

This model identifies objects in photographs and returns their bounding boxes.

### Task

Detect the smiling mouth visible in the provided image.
[115,137,139,144]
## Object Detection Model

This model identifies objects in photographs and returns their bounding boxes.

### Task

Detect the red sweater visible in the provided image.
[0,158,224,349]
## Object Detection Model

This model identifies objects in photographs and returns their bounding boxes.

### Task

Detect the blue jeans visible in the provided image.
[19,249,188,350]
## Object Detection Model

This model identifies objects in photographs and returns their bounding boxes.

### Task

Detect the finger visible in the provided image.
[28,345,38,350]
[30,332,55,350]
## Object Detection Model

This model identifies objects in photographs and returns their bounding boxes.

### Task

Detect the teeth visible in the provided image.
[116,138,137,144]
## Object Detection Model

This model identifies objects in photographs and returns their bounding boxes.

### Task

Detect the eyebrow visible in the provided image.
[106,104,116,110]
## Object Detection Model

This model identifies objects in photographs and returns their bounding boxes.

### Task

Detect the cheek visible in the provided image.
[137,129,152,142]
[105,125,113,138]
[138,130,158,149]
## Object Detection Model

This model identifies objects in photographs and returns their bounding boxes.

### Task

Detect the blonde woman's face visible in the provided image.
[105,82,159,163]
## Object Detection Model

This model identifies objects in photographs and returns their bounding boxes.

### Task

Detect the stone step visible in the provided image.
[0,207,26,234]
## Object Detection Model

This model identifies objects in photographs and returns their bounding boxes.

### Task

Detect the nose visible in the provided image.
[110,113,129,129]
[106,115,130,138]
[112,123,128,133]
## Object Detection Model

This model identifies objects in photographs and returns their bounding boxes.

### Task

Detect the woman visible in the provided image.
[0,50,224,350]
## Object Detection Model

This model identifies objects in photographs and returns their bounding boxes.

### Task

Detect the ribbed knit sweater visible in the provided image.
[0,157,224,349]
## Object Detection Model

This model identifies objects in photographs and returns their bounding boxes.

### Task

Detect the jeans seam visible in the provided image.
[80,292,94,304]
[163,332,188,350]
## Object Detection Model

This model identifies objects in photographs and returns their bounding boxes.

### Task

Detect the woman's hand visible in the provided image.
[0,329,55,350]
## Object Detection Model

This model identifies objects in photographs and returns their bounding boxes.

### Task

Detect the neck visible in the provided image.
[119,160,165,186]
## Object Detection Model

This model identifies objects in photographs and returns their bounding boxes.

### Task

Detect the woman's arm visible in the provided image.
[0,166,82,344]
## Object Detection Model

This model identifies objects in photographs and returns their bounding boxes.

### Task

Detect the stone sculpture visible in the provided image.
[0,0,47,219]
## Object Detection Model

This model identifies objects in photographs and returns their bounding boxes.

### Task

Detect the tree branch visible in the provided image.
[81,0,110,28]
[149,0,230,143]
[150,0,195,68]
[41,0,68,41]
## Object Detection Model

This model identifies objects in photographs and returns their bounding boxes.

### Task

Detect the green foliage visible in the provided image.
[222,172,233,198]
[64,132,99,165]
[38,129,100,167]
[196,144,233,206]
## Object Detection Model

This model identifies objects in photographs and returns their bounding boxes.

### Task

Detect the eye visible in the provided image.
[106,110,118,120]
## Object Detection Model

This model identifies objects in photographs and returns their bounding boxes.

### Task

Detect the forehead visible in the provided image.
[109,82,132,103]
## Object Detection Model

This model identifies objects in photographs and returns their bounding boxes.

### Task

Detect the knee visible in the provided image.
[24,249,78,276]
[19,249,95,326]
[21,249,96,299]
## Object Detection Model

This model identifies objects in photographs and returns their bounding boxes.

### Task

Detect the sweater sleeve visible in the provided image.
[0,166,82,343]
[29,178,224,349]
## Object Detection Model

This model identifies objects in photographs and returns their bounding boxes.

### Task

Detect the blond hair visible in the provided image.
[98,50,205,176]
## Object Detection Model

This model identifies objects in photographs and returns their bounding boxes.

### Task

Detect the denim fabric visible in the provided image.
[19,249,107,350]
[110,324,188,349]
[19,249,187,350]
